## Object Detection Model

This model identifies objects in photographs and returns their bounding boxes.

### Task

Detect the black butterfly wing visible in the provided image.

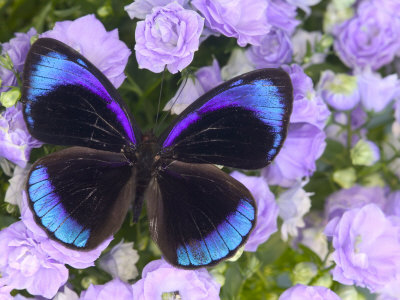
[22,38,141,152]
[158,69,293,169]
[26,147,134,249]
[146,160,256,268]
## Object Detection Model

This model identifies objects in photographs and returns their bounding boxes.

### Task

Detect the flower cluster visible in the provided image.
[2,0,400,299]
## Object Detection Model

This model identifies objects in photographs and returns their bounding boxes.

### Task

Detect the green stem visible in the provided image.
[125,73,143,96]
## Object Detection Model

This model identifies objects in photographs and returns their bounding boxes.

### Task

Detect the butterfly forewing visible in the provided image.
[158,69,293,169]
[22,38,141,152]
[146,161,256,268]
[27,147,135,249]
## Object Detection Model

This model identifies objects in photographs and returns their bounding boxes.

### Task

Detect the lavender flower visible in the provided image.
[350,139,380,166]
[230,171,279,252]
[0,284,13,300]
[124,0,188,19]
[325,204,400,292]
[132,259,220,299]
[246,29,292,68]
[384,191,400,217]
[0,28,36,93]
[135,2,204,74]
[282,64,330,130]
[334,1,400,70]
[277,180,312,241]
[279,284,341,300]
[41,14,130,88]
[20,192,112,269]
[267,0,299,35]
[99,240,140,281]
[0,221,68,298]
[325,185,386,221]
[263,123,326,187]
[80,279,133,300]
[192,0,271,47]
[356,68,399,113]
[317,70,360,111]
[4,165,29,209]
[0,103,42,167]
[164,59,222,114]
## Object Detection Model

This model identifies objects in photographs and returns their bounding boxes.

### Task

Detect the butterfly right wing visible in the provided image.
[145,160,256,268]
[26,147,135,249]
[22,38,141,152]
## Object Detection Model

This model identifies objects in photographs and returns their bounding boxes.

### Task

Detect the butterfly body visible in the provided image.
[22,38,293,269]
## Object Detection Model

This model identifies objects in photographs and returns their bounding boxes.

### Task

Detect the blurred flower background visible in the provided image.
[1,0,400,299]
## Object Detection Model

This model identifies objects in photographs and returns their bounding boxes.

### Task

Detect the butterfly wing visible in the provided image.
[26,147,135,249]
[146,160,256,268]
[159,69,293,169]
[22,38,141,152]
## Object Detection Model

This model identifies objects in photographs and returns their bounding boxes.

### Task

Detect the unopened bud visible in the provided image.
[0,87,21,107]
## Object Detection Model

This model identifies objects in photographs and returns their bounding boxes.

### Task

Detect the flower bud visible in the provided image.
[351,140,380,166]
[0,52,13,70]
[336,286,366,300]
[227,245,244,262]
[333,167,356,188]
[0,87,21,107]
[30,34,38,45]
[291,262,318,285]
[97,5,112,18]
[313,272,333,288]
[81,276,99,289]
[362,173,385,187]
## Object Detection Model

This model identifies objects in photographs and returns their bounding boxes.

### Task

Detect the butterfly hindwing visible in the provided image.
[26,147,135,249]
[146,160,256,268]
[159,69,293,169]
[22,38,141,153]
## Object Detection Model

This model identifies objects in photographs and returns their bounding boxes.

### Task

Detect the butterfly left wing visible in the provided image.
[26,147,135,249]
[22,38,141,153]
[158,69,293,169]
[146,160,256,268]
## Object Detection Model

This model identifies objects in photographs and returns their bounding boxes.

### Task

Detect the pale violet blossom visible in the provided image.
[124,0,189,19]
[292,30,328,67]
[356,68,400,113]
[99,240,140,281]
[221,48,255,81]
[278,180,313,241]
[53,286,79,300]
[5,164,30,209]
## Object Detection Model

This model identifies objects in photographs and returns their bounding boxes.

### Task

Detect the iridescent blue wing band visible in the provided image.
[159,69,293,169]
[27,147,135,249]
[22,38,141,153]
[146,161,256,268]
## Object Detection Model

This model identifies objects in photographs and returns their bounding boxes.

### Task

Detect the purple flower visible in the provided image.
[384,191,400,217]
[334,1,400,70]
[135,2,204,74]
[132,259,220,299]
[246,29,292,68]
[80,279,133,300]
[263,123,326,188]
[0,28,36,93]
[164,59,221,114]
[0,103,42,167]
[324,185,387,221]
[292,30,329,67]
[279,284,340,300]
[20,192,112,269]
[317,70,360,111]
[282,64,330,130]
[0,284,13,300]
[124,0,189,19]
[325,204,400,292]
[41,14,130,88]
[192,0,271,47]
[230,171,278,252]
[0,221,68,298]
[356,68,399,113]
[267,0,299,35]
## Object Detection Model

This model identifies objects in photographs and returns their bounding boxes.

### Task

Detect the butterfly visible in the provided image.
[21,38,293,269]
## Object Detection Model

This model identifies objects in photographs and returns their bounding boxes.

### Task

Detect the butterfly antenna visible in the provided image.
[155,74,190,133]
[154,67,166,132]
